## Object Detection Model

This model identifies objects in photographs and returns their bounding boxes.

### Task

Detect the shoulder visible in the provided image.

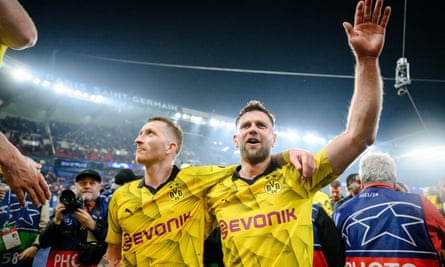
[179,165,237,176]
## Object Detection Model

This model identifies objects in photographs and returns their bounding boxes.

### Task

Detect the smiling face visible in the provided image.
[234,110,277,165]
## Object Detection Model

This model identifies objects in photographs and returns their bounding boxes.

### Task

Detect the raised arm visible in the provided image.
[326,0,391,174]
[0,0,37,49]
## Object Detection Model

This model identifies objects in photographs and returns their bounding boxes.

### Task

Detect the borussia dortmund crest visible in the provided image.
[168,187,184,201]
[264,180,281,194]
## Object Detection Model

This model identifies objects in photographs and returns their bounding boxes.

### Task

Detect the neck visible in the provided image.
[144,161,174,188]
[239,157,271,180]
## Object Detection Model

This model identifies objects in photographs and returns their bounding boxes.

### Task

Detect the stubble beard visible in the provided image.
[240,144,270,165]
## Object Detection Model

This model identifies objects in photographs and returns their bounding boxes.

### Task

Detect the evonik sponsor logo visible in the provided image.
[219,208,297,240]
[122,212,192,251]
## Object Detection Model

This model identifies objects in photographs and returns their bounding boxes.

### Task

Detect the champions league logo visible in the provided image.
[342,201,424,249]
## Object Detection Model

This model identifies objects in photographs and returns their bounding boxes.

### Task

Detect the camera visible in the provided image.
[59,189,85,214]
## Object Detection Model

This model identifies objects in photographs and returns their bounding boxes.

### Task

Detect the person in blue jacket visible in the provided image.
[39,169,108,267]
[333,152,445,266]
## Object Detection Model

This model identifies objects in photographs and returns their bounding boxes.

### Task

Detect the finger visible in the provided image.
[40,177,52,200]
[302,161,316,178]
[293,159,303,171]
[15,189,27,207]
[35,174,51,204]
[342,22,353,39]
[26,187,41,207]
[354,1,365,25]
[363,0,372,22]
[371,0,383,24]
[379,6,391,28]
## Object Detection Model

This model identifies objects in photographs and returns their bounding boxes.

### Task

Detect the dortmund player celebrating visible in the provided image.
[207,0,391,265]
[102,117,315,267]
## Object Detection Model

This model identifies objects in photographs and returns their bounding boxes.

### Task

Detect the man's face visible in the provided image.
[329,186,342,201]
[234,110,277,164]
[75,177,101,201]
[135,120,175,165]
[347,180,361,196]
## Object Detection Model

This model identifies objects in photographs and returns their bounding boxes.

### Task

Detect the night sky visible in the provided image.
[5,0,445,186]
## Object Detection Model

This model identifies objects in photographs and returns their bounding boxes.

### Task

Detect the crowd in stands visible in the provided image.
[0,115,238,190]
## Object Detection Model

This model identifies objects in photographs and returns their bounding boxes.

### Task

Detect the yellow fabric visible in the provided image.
[106,165,236,267]
[0,44,6,67]
[312,191,333,217]
[208,148,337,267]
[425,194,440,209]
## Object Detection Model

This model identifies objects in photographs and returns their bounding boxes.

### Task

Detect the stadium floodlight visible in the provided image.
[173,112,182,119]
[209,118,221,127]
[41,80,51,87]
[53,82,67,93]
[32,78,41,85]
[190,115,203,124]
[182,113,190,120]
[12,68,32,81]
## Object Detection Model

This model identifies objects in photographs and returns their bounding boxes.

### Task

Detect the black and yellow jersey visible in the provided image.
[106,165,236,267]
[207,148,337,267]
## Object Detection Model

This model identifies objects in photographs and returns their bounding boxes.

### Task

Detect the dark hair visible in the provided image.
[330,180,342,188]
[345,173,360,186]
[236,100,275,127]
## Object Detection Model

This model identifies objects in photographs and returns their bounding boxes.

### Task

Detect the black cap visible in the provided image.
[75,169,101,182]
[114,169,141,185]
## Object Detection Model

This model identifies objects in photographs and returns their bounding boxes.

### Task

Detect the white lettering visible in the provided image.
[346,261,417,267]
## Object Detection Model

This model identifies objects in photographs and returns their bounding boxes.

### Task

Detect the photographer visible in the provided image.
[39,169,108,267]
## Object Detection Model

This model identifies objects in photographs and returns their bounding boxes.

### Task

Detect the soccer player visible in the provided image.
[206,0,390,265]
[101,117,315,266]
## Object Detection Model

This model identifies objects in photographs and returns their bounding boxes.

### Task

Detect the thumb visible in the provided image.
[342,22,353,38]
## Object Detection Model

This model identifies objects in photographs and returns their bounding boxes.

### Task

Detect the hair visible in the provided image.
[345,173,360,186]
[330,180,342,188]
[235,100,275,127]
[359,152,397,186]
[147,117,183,155]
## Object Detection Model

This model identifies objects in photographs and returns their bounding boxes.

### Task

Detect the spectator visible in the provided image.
[333,152,445,265]
[334,173,361,210]
[312,203,345,267]
[102,169,142,202]
[39,169,108,267]
[114,169,141,187]
[329,180,344,211]
[0,179,50,267]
